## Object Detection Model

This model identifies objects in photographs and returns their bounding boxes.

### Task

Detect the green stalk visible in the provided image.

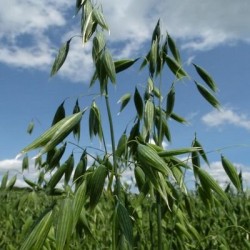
[156,59,163,250]
[104,85,121,198]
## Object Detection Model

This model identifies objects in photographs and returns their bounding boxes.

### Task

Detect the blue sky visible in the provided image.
[1,0,250,188]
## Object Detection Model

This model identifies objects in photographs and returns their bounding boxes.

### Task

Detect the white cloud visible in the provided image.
[1,0,250,81]
[0,0,73,70]
[202,107,250,130]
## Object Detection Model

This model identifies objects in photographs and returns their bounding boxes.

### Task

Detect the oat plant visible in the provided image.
[16,1,247,249]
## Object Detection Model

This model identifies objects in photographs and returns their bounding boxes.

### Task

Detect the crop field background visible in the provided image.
[0,187,250,249]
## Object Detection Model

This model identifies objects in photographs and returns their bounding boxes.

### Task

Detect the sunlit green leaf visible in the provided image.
[165,55,188,79]
[93,8,109,31]
[50,40,71,77]
[73,150,87,189]
[92,31,106,62]
[89,165,108,208]
[1,171,8,189]
[149,39,158,77]
[158,147,201,157]
[116,133,128,158]
[118,93,131,113]
[56,197,73,250]
[117,202,133,247]
[89,102,103,141]
[47,142,67,171]
[195,81,220,109]
[22,154,29,172]
[144,100,154,133]
[167,33,181,64]
[103,49,116,83]
[6,175,16,191]
[20,210,53,250]
[114,58,139,73]
[193,63,217,92]
[170,112,187,124]
[166,86,175,117]
[193,135,209,166]
[221,155,242,192]
[196,167,229,202]
[64,153,74,186]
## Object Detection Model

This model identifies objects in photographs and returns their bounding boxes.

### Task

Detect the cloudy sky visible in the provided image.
[1,0,250,189]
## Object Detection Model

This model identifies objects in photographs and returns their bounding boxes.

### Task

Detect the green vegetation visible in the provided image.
[0,189,250,249]
[1,1,250,249]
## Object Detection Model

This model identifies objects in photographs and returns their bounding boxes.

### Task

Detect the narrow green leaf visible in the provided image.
[50,40,71,77]
[166,86,175,117]
[147,77,154,93]
[38,110,86,157]
[134,166,145,192]
[139,52,150,71]
[73,150,87,188]
[51,101,66,126]
[221,155,242,192]
[170,112,187,124]
[151,19,161,43]
[46,163,68,192]
[75,0,82,15]
[175,222,192,240]
[169,156,191,169]
[116,133,127,158]
[92,8,109,31]
[89,102,102,141]
[167,33,181,64]
[117,202,133,247]
[6,175,16,191]
[155,116,171,142]
[23,177,38,189]
[118,93,131,113]
[89,165,108,208]
[56,197,73,250]
[103,49,116,83]
[193,63,217,92]
[20,210,53,250]
[196,167,229,202]
[144,100,154,132]
[137,144,172,176]
[72,99,81,141]
[193,136,209,166]
[82,2,96,44]
[165,55,188,79]
[47,142,67,171]
[73,181,87,228]
[64,153,74,186]
[149,39,158,77]
[152,85,162,99]
[114,58,139,73]
[27,120,34,134]
[158,147,201,157]
[92,31,106,62]
[22,154,29,172]
[195,81,220,109]
[75,0,86,16]
[1,171,8,189]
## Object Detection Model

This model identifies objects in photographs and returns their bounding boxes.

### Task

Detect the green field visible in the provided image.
[0,187,249,249]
